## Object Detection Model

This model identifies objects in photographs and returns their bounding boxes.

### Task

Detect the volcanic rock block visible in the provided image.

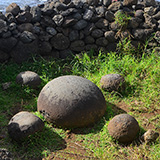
[100,74,125,92]
[16,71,41,88]
[37,75,106,128]
[108,114,140,143]
[8,111,44,141]
[123,0,138,7]
[6,3,20,16]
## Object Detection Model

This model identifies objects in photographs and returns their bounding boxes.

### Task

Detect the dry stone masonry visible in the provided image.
[0,0,160,63]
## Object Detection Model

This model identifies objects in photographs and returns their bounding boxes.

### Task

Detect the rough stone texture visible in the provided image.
[135,10,144,19]
[100,74,125,92]
[155,31,160,43]
[18,23,33,32]
[16,11,32,23]
[123,0,138,7]
[108,114,140,143]
[0,37,17,53]
[0,19,7,33]
[143,0,156,7]
[103,0,112,7]
[105,11,115,22]
[132,29,145,40]
[39,41,52,55]
[37,75,106,128]
[8,111,44,141]
[104,31,116,42]
[30,6,41,23]
[20,31,36,43]
[96,37,108,46]
[0,0,160,63]
[0,50,10,62]
[10,40,38,63]
[46,27,57,36]
[153,11,160,20]
[91,29,104,38]
[6,3,20,16]
[70,40,85,51]
[16,71,41,88]
[84,36,95,44]
[73,20,88,30]
[95,19,109,30]
[69,30,79,41]
[50,33,70,50]
[0,148,13,160]
[108,2,122,12]
[85,44,98,51]
[41,2,55,15]
[141,129,159,144]
[53,14,64,26]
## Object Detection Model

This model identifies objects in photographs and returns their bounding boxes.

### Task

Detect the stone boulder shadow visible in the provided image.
[71,102,127,135]
[9,125,66,159]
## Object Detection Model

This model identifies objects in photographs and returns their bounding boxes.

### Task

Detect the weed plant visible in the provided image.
[0,39,159,159]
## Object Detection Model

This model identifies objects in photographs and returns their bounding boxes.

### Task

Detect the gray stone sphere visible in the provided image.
[16,71,41,88]
[100,74,125,92]
[108,114,140,143]
[8,111,44,142]
[37,75,106,128]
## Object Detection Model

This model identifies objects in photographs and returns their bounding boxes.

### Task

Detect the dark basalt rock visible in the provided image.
[123,0,138,7]
[70,40,85,51]
[108,114,140,143]
[16,71,41,88]
[8,111,44,142]
[0,50,10,62]
[10,40,38,63]
[37,75,106,128]
[50,33,70,50]
[100,74,125,92]
[0,37,17,53]
[6,3,20,16]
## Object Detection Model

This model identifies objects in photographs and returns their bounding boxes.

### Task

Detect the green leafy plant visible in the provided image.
[115,11,132,39]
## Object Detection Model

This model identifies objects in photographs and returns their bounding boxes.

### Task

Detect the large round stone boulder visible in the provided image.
[16,71,41,88]
[108,114,140,143]
[8,111,44,142]
[37,75,106,128]
[100,74,125,92]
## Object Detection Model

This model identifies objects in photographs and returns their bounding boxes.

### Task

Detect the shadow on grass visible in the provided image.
[6,125,66,160]
[71,102,127,135]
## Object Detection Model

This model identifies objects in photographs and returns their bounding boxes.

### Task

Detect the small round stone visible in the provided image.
[108,114,140,143]
[8,111,44,142]
[100,74,125,92]
[16,71,41,88]
[37,75,106,128]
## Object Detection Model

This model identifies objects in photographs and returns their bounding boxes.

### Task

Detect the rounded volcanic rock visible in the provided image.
[8,111,44,142]
[37,75,106,128]
[108,114,140,143]
[16,71,41,88]
[100,74,125,92]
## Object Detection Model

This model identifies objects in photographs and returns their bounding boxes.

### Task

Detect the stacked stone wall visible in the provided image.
[0,0,160,63]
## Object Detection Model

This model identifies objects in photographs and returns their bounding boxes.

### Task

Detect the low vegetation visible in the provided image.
[0,38,160,159]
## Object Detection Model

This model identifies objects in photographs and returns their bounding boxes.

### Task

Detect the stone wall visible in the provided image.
[0,0,160,63]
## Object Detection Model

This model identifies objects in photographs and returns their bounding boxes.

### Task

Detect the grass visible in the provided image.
[0,39,160,159]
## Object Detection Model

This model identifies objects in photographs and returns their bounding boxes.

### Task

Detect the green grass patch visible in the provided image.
[0,43,160,159]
